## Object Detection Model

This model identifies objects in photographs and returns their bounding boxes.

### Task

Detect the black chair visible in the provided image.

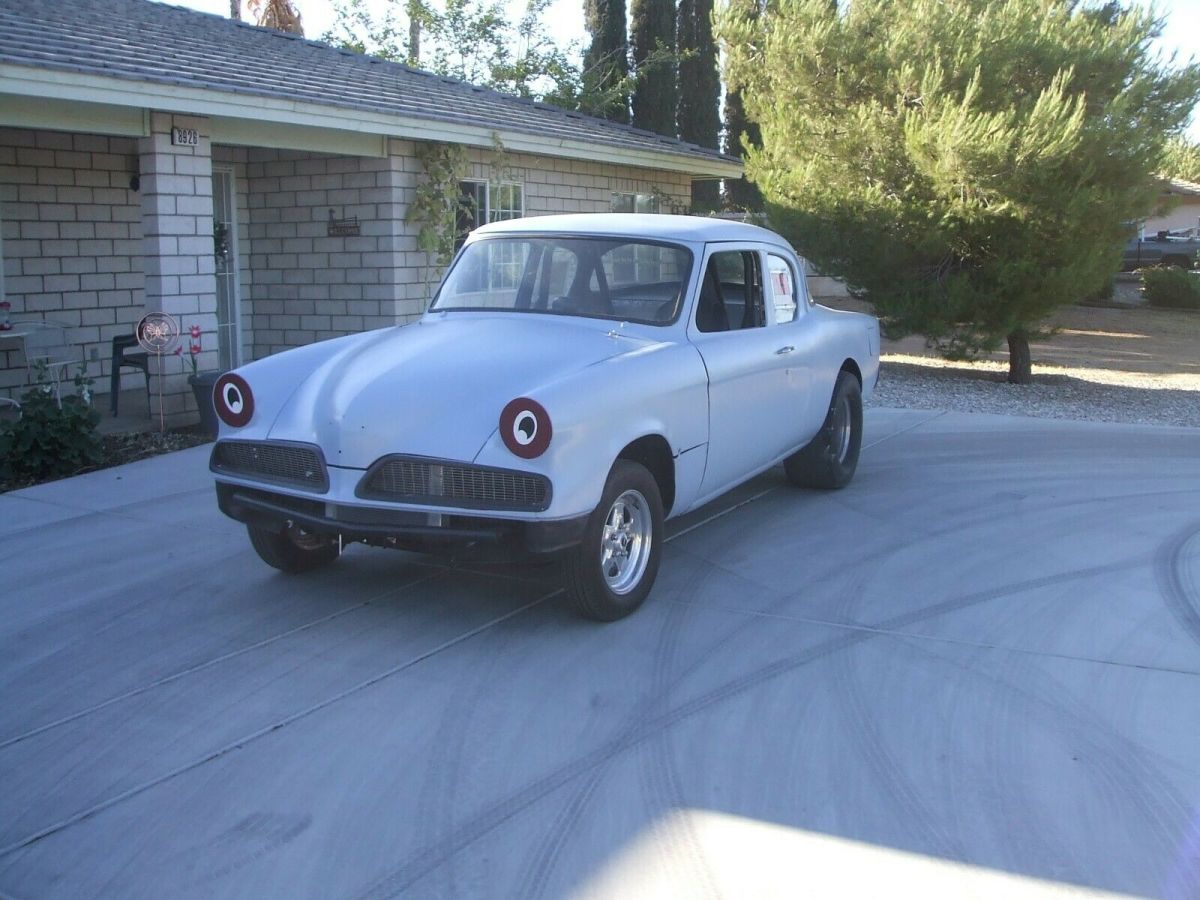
[110,333,150,415]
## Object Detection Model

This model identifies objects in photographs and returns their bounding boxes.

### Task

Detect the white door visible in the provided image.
[212,168,242,371]
[690,246,800,498]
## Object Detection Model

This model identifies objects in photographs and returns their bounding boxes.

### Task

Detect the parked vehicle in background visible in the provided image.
[207,214,881,621]
[1122,230,1200,270]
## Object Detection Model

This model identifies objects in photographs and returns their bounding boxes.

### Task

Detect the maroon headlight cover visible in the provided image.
[213,373,254,428]
[500,398,552,459]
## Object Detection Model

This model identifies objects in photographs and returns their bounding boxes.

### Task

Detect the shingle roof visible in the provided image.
[0,0,738,173]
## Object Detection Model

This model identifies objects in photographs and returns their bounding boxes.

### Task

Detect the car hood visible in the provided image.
[265,313,654,468]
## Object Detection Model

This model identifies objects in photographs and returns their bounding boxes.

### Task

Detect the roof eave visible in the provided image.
[0,63,743,179]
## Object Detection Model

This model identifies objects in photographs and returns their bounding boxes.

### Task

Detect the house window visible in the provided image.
[456,180,525,249]
[611,192,661,214]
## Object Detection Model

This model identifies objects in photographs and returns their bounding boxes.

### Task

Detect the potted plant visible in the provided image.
[178,324,220,435]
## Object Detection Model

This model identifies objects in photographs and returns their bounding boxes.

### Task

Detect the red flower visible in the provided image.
[189,324,202,338]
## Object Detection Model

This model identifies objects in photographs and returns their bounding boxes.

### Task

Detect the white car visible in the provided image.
[209,214,881,620]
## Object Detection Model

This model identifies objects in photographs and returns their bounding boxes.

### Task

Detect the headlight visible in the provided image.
[500,398,552,459]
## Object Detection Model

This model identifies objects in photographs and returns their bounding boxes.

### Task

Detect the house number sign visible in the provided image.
[171,127,200,147]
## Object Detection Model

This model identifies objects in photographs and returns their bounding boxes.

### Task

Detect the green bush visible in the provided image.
[1142,266,1200,310]
[0,366,102,485]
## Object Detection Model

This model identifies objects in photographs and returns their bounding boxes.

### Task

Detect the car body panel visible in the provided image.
[210,214,880,548]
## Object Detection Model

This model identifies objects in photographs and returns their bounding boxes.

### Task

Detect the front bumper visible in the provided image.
[216,482,588,556]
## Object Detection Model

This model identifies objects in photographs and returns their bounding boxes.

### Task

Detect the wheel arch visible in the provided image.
[616,434,676,516]
[840,358,863,387]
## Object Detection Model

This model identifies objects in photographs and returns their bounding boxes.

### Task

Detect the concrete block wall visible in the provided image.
[0,127,144,402]
[241,147,407,360]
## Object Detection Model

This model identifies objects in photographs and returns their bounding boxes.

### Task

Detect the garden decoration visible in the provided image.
[135,311,180,434]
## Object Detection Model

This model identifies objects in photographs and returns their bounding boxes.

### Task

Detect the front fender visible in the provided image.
[214,330,381,442]
[472,342,709,518]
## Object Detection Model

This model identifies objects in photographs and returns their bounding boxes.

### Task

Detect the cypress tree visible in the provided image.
[677,0,720,209]
[583,0,630,123]
[631,0,677,136]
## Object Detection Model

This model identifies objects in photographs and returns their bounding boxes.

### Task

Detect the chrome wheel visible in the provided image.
[600,489,652,595]
[830,393,852,464]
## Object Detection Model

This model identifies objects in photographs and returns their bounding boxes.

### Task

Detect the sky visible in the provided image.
[163,0,1200,139]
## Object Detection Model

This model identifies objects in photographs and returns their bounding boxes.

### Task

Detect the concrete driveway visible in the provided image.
[2,408,1199,899]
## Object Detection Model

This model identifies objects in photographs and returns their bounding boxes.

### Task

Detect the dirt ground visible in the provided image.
[824,296,1200,386]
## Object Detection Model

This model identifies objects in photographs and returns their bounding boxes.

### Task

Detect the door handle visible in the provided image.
[775,345,795,355]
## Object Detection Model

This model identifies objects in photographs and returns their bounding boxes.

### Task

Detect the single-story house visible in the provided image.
[1140,178,1200,237]
[0,0,741,425]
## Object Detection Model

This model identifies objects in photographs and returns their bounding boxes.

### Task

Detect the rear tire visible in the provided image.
[248,524,340,573]
[564,460,663,621]
[784,370,863,489]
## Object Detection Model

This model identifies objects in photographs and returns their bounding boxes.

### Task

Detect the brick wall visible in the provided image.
[0,128,143,401]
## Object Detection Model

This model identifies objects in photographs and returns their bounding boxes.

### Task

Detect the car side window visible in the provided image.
[696,250,765,333]
[767,254,798,324]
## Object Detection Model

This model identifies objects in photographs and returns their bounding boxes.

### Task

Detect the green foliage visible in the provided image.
[0,365,101,485]
[323,0,582,103]
[583,0,630,121]
[630,0,676,136]
[1160,135,1200,184]
[678,0,720,208]
[1142,266,1200,309]
[407,141,470,271]
[718,0,1200,374]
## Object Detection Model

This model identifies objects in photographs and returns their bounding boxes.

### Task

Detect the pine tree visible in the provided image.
[631,0,676,136]
[1161,136,1200,184]
[677,0,720,209]
[719,0,1200,382]
[583,0,630,123]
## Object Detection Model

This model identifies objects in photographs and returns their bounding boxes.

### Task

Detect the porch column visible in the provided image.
[138,113,218,427]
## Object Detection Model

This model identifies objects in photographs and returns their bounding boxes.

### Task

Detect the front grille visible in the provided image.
[211,441,329,492]
[358,456,550,512]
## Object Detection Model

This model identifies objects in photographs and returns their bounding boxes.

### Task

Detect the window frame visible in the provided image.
[456,180,525,249]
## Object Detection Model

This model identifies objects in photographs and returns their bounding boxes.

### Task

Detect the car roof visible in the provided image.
[472,213,793,248]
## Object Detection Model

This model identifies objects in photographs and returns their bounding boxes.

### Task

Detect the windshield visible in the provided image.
[431,237,693,326]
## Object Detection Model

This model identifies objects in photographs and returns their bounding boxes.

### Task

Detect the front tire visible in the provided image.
[565,460,664,621]
[784,370,863,489]
[247,524,340,573]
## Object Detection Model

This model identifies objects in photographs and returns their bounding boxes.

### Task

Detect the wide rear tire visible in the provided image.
[784,370,863,490]
[564,460,664,622]
[248,524,341,573]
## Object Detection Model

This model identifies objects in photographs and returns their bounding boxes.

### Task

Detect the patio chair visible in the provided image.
[17,319,76,404]
[109,333,150,416]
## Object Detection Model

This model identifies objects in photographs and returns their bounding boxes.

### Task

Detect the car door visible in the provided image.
[764,250,825,446]
[689,244,799,499]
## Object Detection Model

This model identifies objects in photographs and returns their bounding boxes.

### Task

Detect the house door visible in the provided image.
[212,168,241,371]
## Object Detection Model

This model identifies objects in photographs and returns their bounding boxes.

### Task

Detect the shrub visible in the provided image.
[0,365,102,485]
[1142,266,1200,310]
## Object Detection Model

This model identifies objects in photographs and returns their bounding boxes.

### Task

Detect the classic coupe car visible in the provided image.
[209,215,881,620]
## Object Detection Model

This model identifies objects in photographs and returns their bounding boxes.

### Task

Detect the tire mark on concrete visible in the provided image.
[830,564,964,860]
[512,562,705,900]
[352,558,1143,899]
[0,593,554,861]
[908,637,1193,894]
[1156,522,1200,649]
[0,571,444,751]
[414,624,505,900]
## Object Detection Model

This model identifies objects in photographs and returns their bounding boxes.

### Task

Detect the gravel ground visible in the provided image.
[869,356,1200,427]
